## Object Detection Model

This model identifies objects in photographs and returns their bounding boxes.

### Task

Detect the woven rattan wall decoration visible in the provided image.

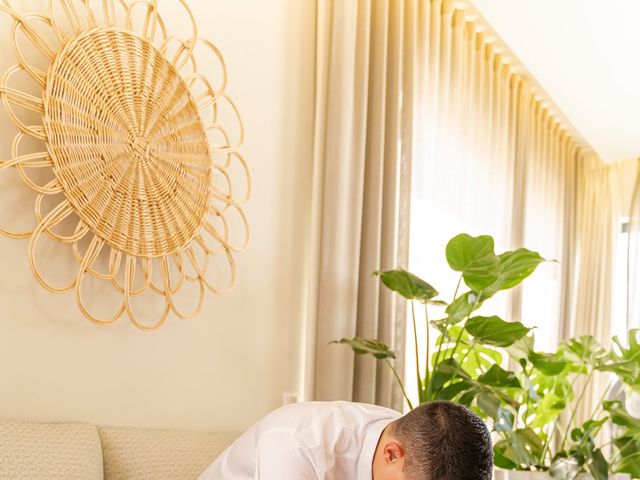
[0,0,250,330]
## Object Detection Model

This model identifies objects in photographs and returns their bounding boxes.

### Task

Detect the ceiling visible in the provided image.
[469,0,640,163]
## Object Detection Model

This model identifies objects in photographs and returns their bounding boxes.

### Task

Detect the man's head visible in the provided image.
[372,401,493,480]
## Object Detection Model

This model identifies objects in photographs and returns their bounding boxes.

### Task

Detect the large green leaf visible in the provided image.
[550,454,583,480]
[465,316,531,347]
[430,358,469,393]
[600,330,640,388]
[330,337,396,359]
[586,448,609,480]
[478,364,522,388]
[375,269,438,303]
[481,248,545,299]
[602,400,640,475]
[461,345,504,377]
[436,380,473,401]
[529,391,566,428]
[612,436,640,476]
[507,334,535,363]
[561,336,607,367]
[604,400,640,429]
[493,444,518,470]
[529,373,573,429]
[529,351,568,376]
[477,392,515,433]
[494,428,545,469]
[445,234,500,291]
[582,418,609,436]
[446,291,481,324]
[446,292,482,325]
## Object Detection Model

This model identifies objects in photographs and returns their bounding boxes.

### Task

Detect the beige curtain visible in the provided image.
[407,0,588,356]
[567,155,616,421]
[566,157,639,419]
[403,0,612,409]
[569,155,616,343]
[304,0,413,409]
[305,0,622,414]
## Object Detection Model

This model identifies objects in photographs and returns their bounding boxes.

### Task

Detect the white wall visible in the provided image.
[0,0,316,432]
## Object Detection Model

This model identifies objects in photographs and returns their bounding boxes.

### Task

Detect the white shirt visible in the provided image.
[198,401,401,480]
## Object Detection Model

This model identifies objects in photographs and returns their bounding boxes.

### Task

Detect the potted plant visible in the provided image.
[493,331,640,479]
[334,233,640,479]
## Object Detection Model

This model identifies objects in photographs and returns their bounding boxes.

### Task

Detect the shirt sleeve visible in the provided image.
[254,430,318,480]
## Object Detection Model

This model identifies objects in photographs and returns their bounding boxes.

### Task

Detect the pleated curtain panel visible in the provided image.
[304,0,618,414]
[304,0,412,409]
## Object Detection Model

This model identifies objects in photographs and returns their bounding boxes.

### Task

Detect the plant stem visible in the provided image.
[542,415,568,466]
[610,445,640,468]
[539,377,554,464]
[560,368,594,452]
[385,358,414,410]
[452,275,463,302]
[539,422,553,465]
[458,341,475,366]
[543,373,582,461]
[424,303,431,402]
[445,289,480,370]
[452,295,481,369]
[451,327,466,358]
[434,274,464,369]
[410,301,423,403]
[590,380,613,441]
[472,346,485,374]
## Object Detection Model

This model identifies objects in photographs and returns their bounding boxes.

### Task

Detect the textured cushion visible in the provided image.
[98,426,236,480]
[0,422,103,480]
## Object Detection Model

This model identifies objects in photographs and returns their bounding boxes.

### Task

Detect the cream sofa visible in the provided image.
[0,421,236,479]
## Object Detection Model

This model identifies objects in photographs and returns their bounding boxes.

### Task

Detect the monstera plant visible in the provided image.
[334,233,640,479]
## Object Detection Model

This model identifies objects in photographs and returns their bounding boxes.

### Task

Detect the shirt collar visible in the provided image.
[356,417,397,480]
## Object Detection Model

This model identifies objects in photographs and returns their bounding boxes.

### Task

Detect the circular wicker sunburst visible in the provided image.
[0,0,250,330]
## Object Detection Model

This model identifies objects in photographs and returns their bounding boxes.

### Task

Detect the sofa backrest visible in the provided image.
[98,425,236,480]
[0,421,236,480]
[0,422,104,480]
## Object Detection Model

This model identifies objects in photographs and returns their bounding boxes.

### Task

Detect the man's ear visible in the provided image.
[383,441,405,464]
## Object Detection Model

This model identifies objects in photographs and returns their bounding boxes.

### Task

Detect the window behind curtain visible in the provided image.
[611,218,640,340]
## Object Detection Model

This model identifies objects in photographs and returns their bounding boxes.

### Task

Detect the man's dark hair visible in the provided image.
[391,400,493,480]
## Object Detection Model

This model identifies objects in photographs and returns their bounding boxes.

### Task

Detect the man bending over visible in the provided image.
[198,400,493,479]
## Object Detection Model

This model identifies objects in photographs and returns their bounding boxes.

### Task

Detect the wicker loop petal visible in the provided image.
[184,243,209,281]
[11,14,61,86]
[1,66,47,140]
[0,5,57,60]
[28,200,78,293]
[168,276,205,320]
[126,0,168,43]
[128,257,154,296]
[75,235,128,325]
[34,195,89,243]
[97,0,118,26]
[48,0,95,39]
[124,254,171,330]
[202,249,237,295]
[72,241,121,281]
[11,132,61,194]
